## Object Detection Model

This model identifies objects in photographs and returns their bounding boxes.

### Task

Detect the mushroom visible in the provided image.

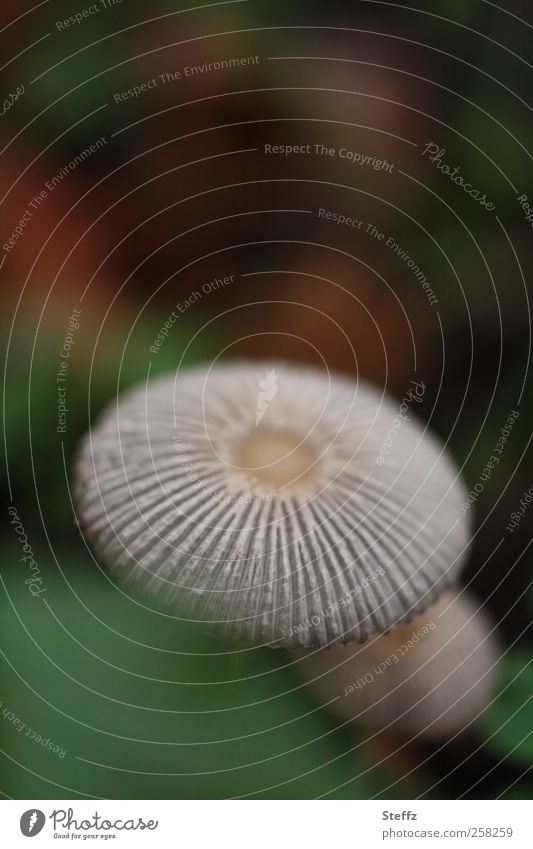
[74,360,470,647]
[294,592,499,738]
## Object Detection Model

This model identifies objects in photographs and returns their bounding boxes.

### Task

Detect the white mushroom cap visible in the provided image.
[294,592,499,738]
[74,360,470,647]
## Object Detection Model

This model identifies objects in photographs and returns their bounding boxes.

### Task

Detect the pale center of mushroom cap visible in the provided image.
[229,427,316,491]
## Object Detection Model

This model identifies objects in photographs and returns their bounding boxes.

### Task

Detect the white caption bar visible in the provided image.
[0,799,529,847]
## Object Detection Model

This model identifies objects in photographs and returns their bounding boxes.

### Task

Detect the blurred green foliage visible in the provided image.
[0,550,417,799]
[481,649,533,771]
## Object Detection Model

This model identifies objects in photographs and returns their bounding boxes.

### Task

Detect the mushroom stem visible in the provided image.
[293,592,499,739]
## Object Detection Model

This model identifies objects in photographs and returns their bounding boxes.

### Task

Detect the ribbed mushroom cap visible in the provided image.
[294,592,499,738]
[74,360,470,647]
